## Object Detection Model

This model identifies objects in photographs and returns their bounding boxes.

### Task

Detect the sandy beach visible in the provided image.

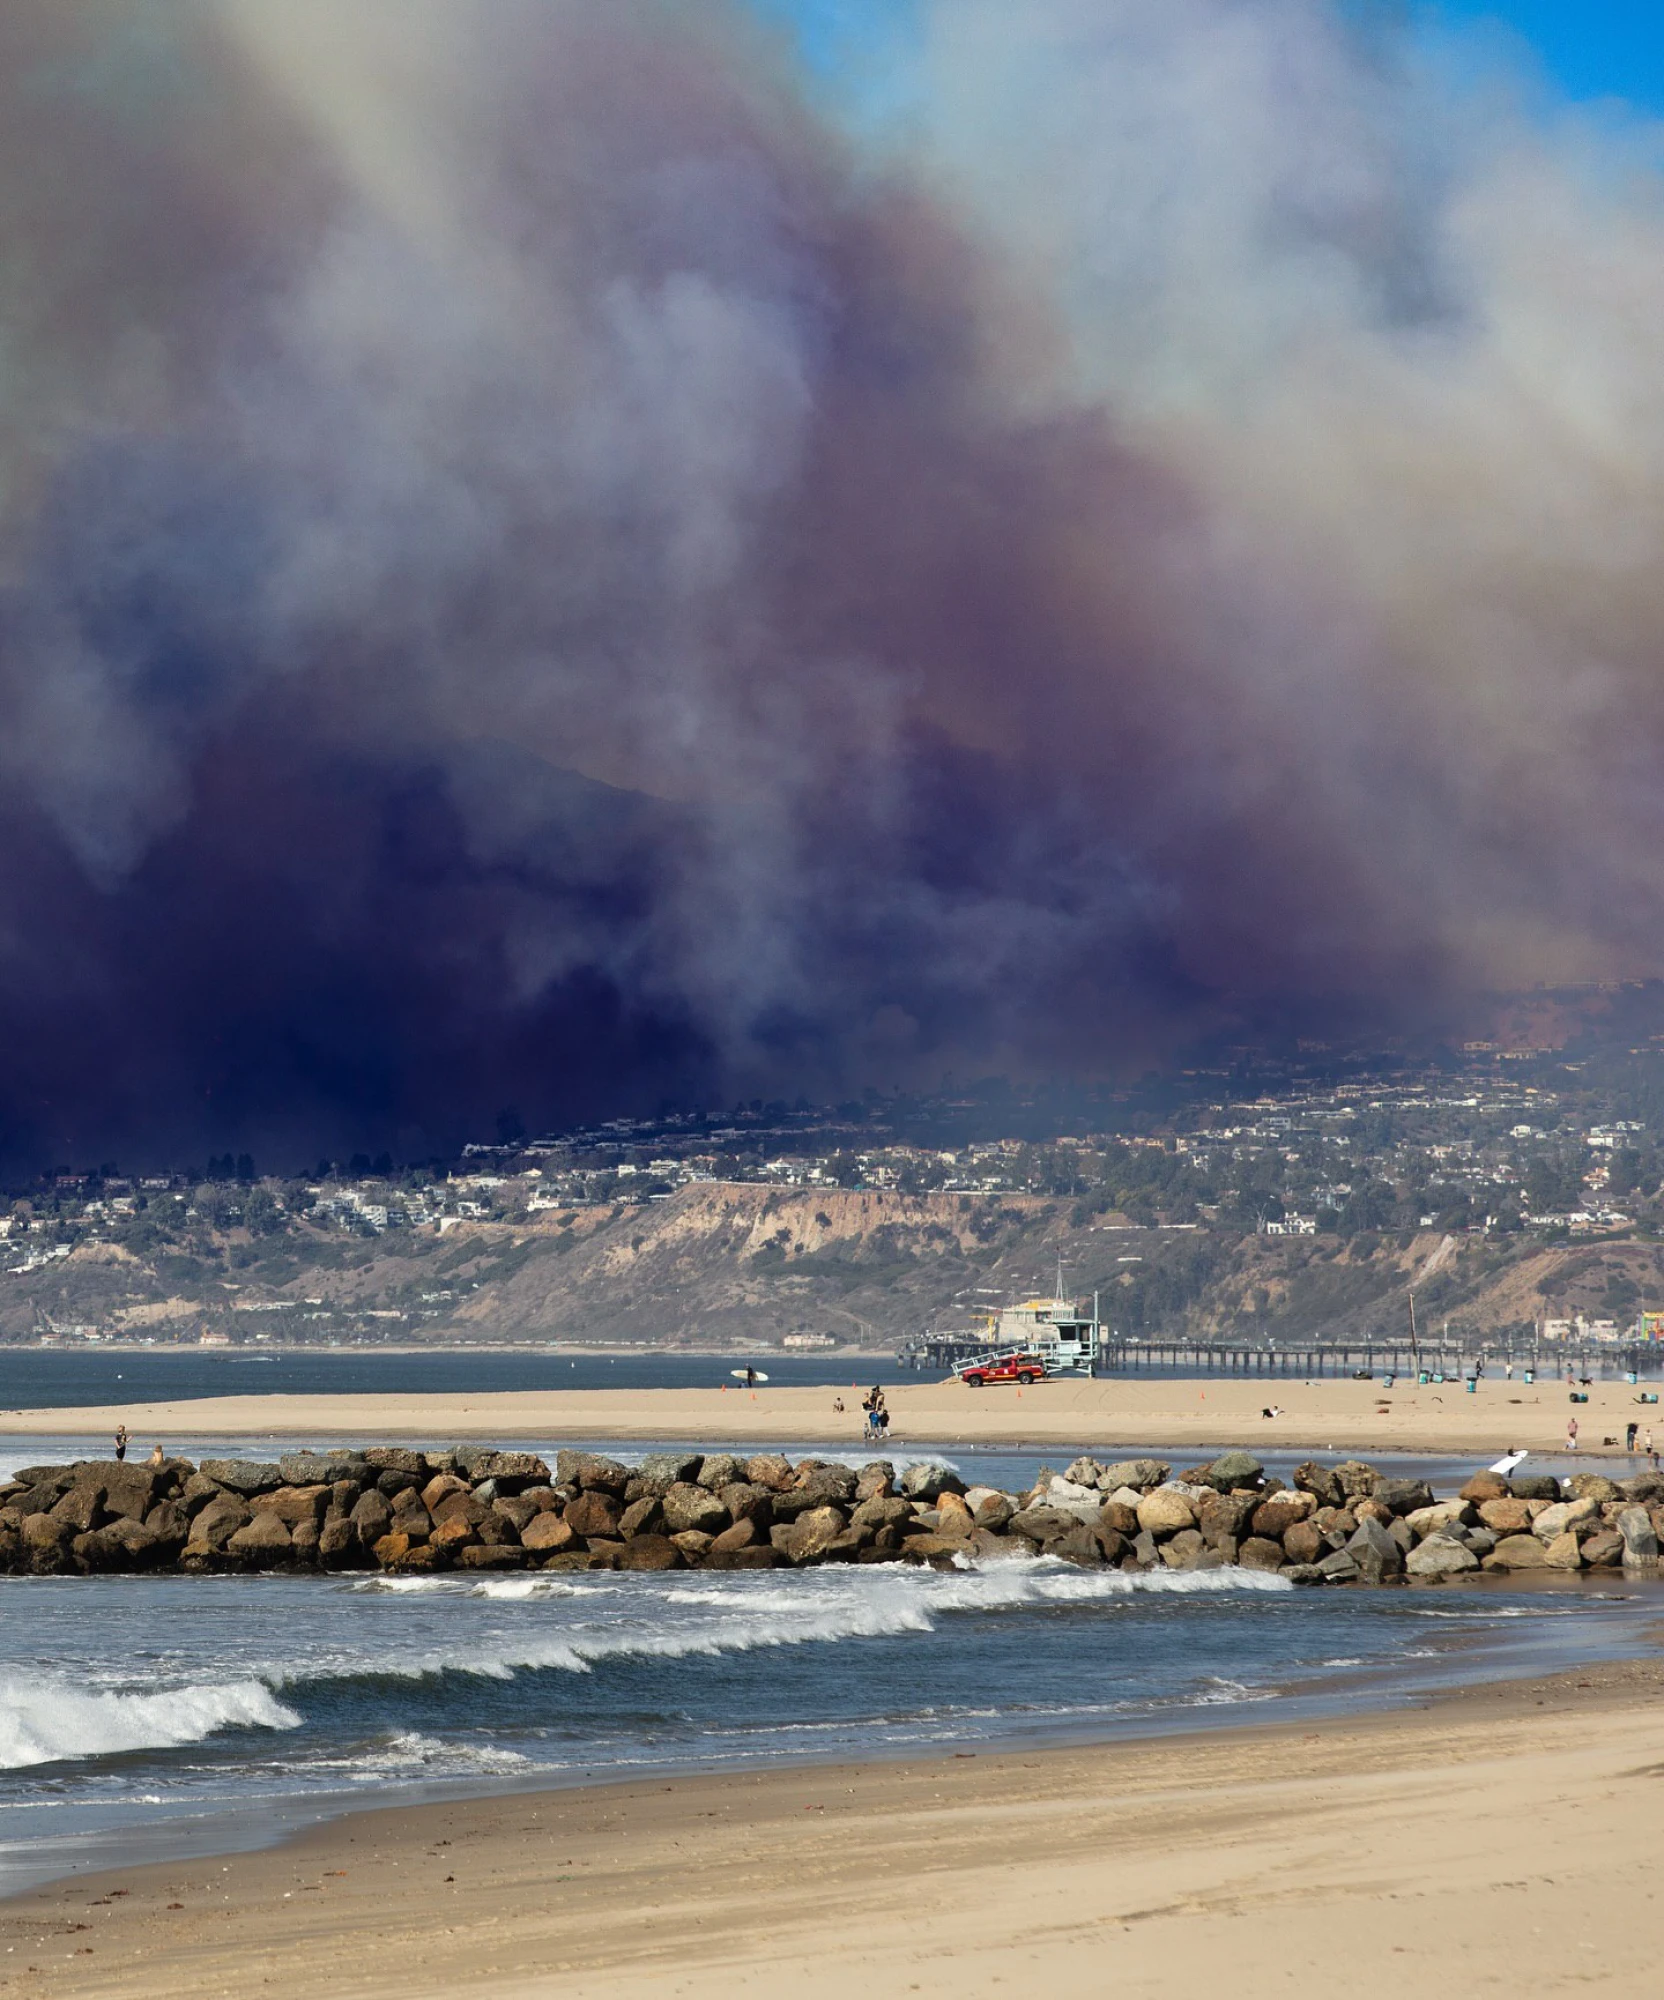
[6,1649,1662,2000]
[5,1371,1658,1458]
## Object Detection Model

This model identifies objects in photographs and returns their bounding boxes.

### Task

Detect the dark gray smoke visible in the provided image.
[0,0,1659,1165]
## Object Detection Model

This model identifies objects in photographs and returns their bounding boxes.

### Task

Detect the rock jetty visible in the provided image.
[2,1447,1661,1583]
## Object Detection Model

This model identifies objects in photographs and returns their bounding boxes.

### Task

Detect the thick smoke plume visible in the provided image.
[1,0,1662,1165]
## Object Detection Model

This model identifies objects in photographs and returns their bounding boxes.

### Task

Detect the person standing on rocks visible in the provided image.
[148,1442,165,1469]
[113,1426,128,1463]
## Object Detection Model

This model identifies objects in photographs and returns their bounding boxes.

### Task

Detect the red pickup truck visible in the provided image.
[958,1352,1047,1387]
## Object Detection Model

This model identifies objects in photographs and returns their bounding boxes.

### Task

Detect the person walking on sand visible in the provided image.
[1566,1415,1579,1453]
[1627,1421,1639,1453]
[113,1425,128,1463]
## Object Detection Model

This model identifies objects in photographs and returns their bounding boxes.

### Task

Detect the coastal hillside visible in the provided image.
[4,1180,1664,1351]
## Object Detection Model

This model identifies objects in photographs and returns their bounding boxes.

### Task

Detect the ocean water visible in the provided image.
[5,1346,1658,1413]
[0,1541,1657,1898]
[0,1347,918,1411]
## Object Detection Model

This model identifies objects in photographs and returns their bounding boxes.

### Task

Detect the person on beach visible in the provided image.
[113,1425,128,1463]
[147,1442,164,1469]
[1566,1415,1579,1452]
[744,1365,756,1390]
[1627,1421,1639,1453]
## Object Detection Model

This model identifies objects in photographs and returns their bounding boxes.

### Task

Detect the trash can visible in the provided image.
[1465,1377,1477,1394]
[1626,1371,1638,1385]
[1523,1370,1535,1385]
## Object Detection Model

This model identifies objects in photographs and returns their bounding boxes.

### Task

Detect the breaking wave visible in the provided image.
[305,1558,1292,1686]
[0,1671,300,1771]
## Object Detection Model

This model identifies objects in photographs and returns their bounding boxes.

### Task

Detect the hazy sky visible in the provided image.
[4,1,1664,1167]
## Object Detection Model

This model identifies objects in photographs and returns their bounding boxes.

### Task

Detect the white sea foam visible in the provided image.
[0,1671,301,1771]
[297,1557,1293,1688]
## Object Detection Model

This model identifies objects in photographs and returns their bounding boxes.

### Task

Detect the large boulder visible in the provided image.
[227,1512,293,1563]
[661,1483,729,1536]
[1332,1460,1380,1501]
[1566,1473,1623,1505]
[1622,1472,1664,1504]
[1237,1536,1286,1572]
[697,1454,747,1492]
[1373,1480,1434,1517]
[1204,1451,1264,1491]
[1459,1470,1510,1503]
[1510,1473,1561,1502]
[1617,1507,1659,1568]
[1048,1523,1110,1567]
[899,1462,964,1502]
[1346,1516,1402,1582]
[1579,1528,1625,1569]
[720,1488,776,1528]
[1485,1533,1550,1570]
[252,1485,330,1528]
[1099,1459,1171,1493]
[189,1496,252,1549]
[968,1490,1015,1532]
[637,1452,703,1487]
[1542,1531,1583,1571]
[851,1496,913,1534]
[349,1490,392,1547]
[772,1505,847,1563]
[1283,1521,1328,1566]
[1315,1548,1361,1583]
[564,1490,624,1540]
[743,1454,795,1491]
[1136,1488,1196,1538]
[521,1512,576,1554]
[554,1451,630,1496]
[278,1453,345,1488]
[1248,1493,1310,1541]
[855,1462,896,1500]
[1292,1461,1344,1508]
[199,1459,281,1496]
[465,1451,549,1488]
[618,1495,664,1539]
[708,1517,762,1553]
[20,1512,73,1573]
[363,1447,427,1476]
[100,1465,162,1522]
[74,1520,169,1573]
[1403,1501,1474,1540]
[430,1516,479,1555]
[318,1517,358,1568]
[1065,1457,1106,1489]
[1008,1505,1075,1545]
[1478,1497,1532,1536]
[457,1543,528,1570]
[1406,1534,1479,1580]
[618,1534,683,1571]
[51,1484,103,1534]
[1531,1497,1599,1543]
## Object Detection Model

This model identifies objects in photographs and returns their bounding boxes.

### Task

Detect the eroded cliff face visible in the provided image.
[6,1180,1662,1348]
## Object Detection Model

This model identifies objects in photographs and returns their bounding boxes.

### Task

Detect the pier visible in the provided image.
[899,1332,1663,1381]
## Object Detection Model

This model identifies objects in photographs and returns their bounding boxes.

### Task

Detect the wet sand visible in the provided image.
[8,1652,1664,1999]
[3,1371,1657,1458]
